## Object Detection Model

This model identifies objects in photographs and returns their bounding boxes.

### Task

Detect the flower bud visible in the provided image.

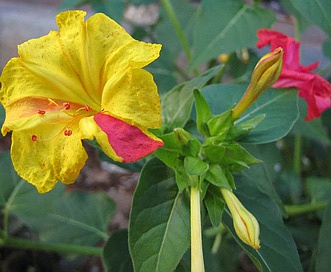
[232,47,283,119]
[221,188,261,249]
[174,128,192,145]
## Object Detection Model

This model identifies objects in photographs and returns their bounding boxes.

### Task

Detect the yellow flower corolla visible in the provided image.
[0,10,163,193]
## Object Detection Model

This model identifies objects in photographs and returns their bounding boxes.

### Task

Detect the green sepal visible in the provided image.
[229,114,266,140]
[203,142,261,171]
[205,164,233,190]
[154,132,183,168]
[173,128,192,145]
[202,142,227,164]
[184,156,209,176]
[225,170,236,189]
[223,143,261,171]
[193,89,213,136]
[182,137,201,157]
[207,108,233,138]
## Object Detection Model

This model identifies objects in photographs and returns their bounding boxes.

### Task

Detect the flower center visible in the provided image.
[31,98,95,142]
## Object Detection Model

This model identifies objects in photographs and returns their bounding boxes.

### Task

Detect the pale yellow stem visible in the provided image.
[190,186,205,272]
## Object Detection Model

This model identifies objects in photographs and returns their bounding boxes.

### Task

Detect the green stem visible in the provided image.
[190,186,205,272]
[293,135,302,174]
[0,236,103,256]
[161,0,192,61]
[285,201,327,216]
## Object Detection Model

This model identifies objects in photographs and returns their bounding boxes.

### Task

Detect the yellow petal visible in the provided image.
[102,68,162,129]
[1,13,99,109]
[11,126,87,193]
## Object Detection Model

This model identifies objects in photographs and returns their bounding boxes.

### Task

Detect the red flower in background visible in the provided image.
[257,29,331,121]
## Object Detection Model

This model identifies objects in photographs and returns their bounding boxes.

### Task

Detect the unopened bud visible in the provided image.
[174,128,192,145]
[232,47,283,119]
[221,188,261,249]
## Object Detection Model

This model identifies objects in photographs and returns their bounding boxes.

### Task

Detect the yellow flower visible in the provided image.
[221,188,261,249]
[0,10,163,193]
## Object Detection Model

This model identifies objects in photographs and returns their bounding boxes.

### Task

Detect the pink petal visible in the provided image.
[94,113,163,162]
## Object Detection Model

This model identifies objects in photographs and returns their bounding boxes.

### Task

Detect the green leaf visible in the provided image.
[174,159,193,192]
[0,152,21,205]
[279,0,311,33]
[193,89,212,136]
[162,65,224,132]
[242,144,285,214]
[222,176,303,272]
[323,39,331,60]
[306,177,331,212]
[288,0,331,37]
[58,0,86,9]
[129,158,190,272]
[103,229,133,272]
[0,151,114,246]
[191,0,275,68]
[201,84,299,144]
[130,0,157,5]
[204,186,225,227]
[152,0,198,92]
[11,184,114,245]
[90,0,125,22]
[291,97,330,144]
[315,200,331,272]
[205,164,232,189]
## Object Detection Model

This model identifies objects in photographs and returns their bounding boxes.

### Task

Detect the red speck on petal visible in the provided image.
[64,129,72,136]
[63,102,71,110]
[32,135,37,141]
[38,110,46,115]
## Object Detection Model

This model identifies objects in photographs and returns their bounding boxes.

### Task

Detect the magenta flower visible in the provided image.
[257,29,331,121]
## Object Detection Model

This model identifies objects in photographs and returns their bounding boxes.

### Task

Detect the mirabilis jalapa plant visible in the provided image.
[0,9,285,270]
[2,2,331,271]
